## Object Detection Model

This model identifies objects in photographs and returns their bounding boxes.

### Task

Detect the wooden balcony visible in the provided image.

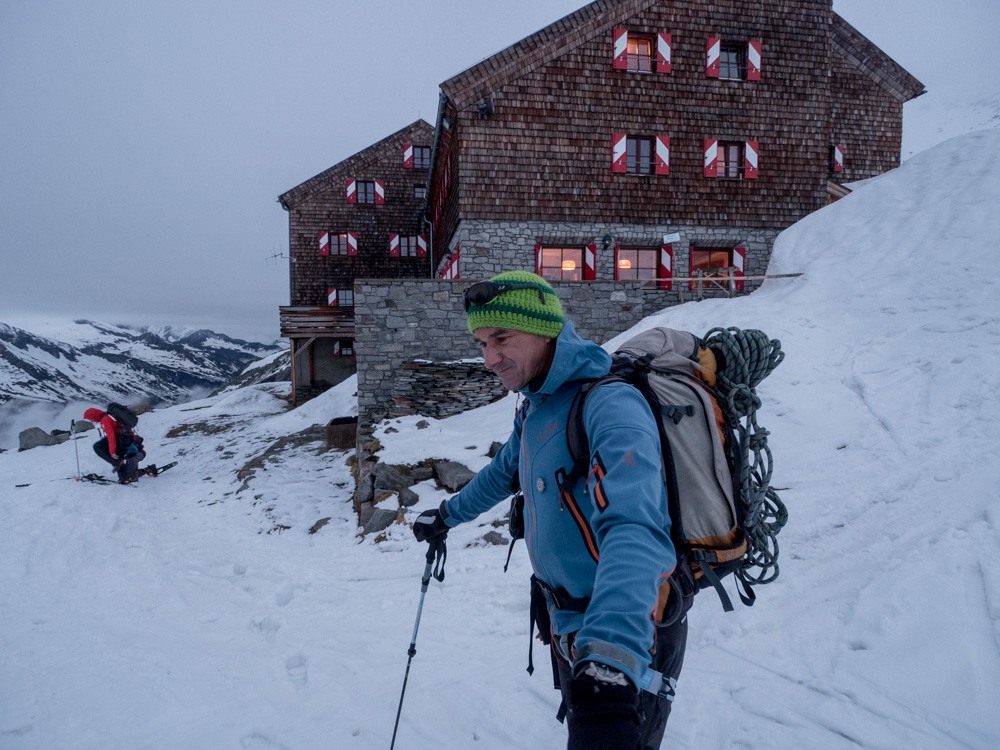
[279,306,355,338]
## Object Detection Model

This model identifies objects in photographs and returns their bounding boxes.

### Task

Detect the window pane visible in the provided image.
[542,247,563,265]
[637,249,657,269]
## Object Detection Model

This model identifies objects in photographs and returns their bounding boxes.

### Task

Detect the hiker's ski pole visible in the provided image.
[71,419,81,478]
[390,533,447,750]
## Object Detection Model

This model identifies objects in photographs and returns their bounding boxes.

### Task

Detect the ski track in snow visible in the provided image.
[3,131,1000,749]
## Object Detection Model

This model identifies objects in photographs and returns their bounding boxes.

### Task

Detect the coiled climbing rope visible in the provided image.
[703,327,788,588]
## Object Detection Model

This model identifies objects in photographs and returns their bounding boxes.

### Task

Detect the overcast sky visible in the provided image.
[1,0,997,343]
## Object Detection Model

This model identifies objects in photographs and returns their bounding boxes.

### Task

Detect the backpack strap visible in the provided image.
[559,376,626,494]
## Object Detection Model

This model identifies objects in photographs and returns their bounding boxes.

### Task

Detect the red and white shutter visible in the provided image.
[389,234,400,257]
[656,33,671,73]
[733,247,746,291]
[452,246,461,279]
[612,28,628,69]
[706,38,721,78]
[346,179,356,204]
[660,246,673,291]
[417,235,428,257]
[613,245,622,280]
[327,288,338,306]
[535,242,544,275]
[655,135,670,175]
[747,41,762,81]
[403,144,414,168]
[703,139,719,177]
[347,232,358,256]
[333,341,341,356]
[318,231,330,256]
[688,246,696,290]
[744,141,759,179]
[612,133,627,173]
[584,244,596,281]
[374,180,385,204]
[834,144,845,172]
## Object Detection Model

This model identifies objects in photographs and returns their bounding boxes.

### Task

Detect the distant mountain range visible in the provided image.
[0,319,283,407]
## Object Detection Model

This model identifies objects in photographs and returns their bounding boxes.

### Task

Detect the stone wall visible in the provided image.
[442,219,781,299]
[354,278,651,427]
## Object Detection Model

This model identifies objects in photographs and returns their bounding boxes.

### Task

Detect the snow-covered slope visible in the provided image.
[0,319,282,449]
[1,130,998,749]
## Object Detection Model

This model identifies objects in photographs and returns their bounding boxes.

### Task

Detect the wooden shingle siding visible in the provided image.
[435,0,835,230]
[280,120,435,307]
[428,0,923,251]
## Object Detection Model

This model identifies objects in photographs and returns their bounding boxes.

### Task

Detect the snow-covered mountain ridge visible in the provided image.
[0,318,281,407]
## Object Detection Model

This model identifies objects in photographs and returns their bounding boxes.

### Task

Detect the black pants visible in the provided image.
[93,437,145,482]
[554,601,690,750]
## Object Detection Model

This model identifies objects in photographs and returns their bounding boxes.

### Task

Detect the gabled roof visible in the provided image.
[831,14,925,102]
[278,120,434,210]
[440,0,655,107]
[439,2,925,108]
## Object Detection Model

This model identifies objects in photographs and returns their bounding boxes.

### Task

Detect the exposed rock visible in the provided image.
[481,530,507,546]
[72,420,95,434]
[398,487,420,507]
[434,460,475,492]
[374,463,414,493]
[356,472,374,506]
[410,467,434,482]
[416,420,430,429]
[18,427,68,451]
[50,429,70,437]
[308,518,331,535]
[487,441,504,457]
[363,508,397,535]
[359,501,376,527]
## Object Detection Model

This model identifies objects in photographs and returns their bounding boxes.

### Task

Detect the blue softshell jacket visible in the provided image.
[444,321,676,687]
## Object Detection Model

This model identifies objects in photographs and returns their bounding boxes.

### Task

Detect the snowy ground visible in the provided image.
[3,130,1000,749]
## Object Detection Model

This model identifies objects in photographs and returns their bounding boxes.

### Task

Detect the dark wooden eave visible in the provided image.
[831,14,926,103]
[440,0,656,109]
[277,119,434,210]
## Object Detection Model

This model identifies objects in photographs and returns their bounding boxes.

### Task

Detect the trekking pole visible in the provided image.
[71,419,81,479]
[390,533,447,750]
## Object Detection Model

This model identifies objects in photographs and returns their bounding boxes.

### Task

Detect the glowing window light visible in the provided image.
[561,260,577,271]
[618,259,632,269]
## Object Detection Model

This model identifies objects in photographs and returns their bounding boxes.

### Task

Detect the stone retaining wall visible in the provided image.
[354,278,650,427]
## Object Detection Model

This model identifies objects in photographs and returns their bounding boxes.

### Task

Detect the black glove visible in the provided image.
[412,504,450,543]
[566,662,641,750]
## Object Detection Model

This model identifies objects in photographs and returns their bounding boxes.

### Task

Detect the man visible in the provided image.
[83,406,155,483]
[413,271,688,750]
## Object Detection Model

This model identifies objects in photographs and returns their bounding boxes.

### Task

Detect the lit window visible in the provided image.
[616,248,658,281]
[627,35,653,72]
[330,234,351,256]
[540,247,583,281]
[690,248,734,289]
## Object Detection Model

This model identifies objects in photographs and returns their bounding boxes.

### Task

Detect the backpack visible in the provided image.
[556,326,787,622]
[106,402,139,430]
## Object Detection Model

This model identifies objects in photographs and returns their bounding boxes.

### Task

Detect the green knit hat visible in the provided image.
[465,271,565,338]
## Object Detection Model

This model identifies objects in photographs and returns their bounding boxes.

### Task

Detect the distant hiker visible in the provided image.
[83,403,155,484]
[413,271,686,750]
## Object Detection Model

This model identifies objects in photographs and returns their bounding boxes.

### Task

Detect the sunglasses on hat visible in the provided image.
[463,281,549,312]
